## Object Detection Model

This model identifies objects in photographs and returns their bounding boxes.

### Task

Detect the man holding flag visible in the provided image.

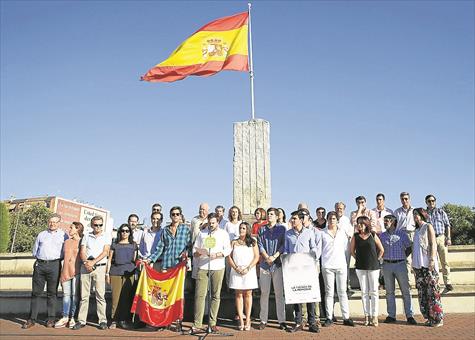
[135,206,191,332]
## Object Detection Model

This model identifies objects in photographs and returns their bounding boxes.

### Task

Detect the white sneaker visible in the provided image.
[54,317,69,328]
[69,319,76,329]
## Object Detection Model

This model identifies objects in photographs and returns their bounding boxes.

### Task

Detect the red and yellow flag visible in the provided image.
[141,11,249,82]
[131,262,186,326]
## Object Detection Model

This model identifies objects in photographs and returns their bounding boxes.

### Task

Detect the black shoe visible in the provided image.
[309,323,320,333]
[323,319,333,327]
[258,322,266,330]
[332,315,337,322]
[347,289,355,297]
[22,320,35,329]
[72,323,85,330]
[278,322,288,331]
[118,321,130,329]
[287,323,303,333]
[407,317,417,325]
[98,322,107,330]
[343,319,355,327]
[446,284,454,292]
[384,316,397,323]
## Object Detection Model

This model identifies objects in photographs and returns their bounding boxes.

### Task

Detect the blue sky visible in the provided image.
[1,1,474,225]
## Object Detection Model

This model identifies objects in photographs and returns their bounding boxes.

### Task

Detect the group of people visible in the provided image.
[22,192,451,333]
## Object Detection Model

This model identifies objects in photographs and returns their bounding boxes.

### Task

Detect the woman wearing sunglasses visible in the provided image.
[106,223,138,329]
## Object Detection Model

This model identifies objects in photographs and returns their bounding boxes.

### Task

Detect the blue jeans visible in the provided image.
[62,275,80,318]
[383,261,413,318]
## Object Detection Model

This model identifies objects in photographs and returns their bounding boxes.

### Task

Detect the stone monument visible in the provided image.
[233,119,271,216]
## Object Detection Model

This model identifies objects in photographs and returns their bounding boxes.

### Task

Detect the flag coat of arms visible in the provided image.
[141,11,249,82]
[131,262,186,326]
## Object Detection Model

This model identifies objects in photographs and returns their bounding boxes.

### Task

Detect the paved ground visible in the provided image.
[1,314,474,340]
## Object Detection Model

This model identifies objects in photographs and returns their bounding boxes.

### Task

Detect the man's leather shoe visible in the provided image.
[384,316,397,323]
[407,317,417,325]
[46,320,55,328]
[343,319,355,327]
[309,323,320,333]
[278,322,287,331]
[258,322,266,330]
[99,322,107,330]
[72,323,85,330]
[287,323,303,333]
[323,319,333,327]
[22,320,35,329]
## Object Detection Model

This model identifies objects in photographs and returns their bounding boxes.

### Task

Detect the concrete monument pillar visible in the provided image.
[233,119,271,215]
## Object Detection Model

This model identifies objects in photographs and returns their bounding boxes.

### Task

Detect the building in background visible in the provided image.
[5,196,114,236]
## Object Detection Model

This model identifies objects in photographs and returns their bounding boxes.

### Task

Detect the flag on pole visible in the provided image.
[141,11,249,82]
[131,262,186,326]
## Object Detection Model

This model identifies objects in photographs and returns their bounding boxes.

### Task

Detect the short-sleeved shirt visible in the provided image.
[427,208,451,236]
[81,232,112,265]
[110,242,137,276]
[33,229,68,261]
[380,229,411,261]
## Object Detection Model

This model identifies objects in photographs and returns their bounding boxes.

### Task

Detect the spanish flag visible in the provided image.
[131,262,186,326]
[141,11,249,82]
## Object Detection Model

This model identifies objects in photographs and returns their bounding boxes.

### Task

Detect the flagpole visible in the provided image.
[248,3,256,120]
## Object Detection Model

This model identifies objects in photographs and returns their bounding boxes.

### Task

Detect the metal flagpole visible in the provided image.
[248,3,256,120]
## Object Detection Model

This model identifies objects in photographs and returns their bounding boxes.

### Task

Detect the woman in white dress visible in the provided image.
[228,222,259,331]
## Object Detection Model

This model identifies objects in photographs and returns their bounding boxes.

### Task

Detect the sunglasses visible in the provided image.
[120,230,130,233]
[427,199,436,203]
[171,213,181,217]
[93,224,103,227]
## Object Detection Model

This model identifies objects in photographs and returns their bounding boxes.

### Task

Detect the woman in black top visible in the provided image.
[350,216,384,327]
[106,224,138,329]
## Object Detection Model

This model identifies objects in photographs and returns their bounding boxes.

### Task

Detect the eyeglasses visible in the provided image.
[93,224,103,227]
[120,230,130,233]
[171,213,181,217]
[152,208,160,212]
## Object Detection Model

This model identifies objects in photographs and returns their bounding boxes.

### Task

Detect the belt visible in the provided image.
[435,234,445,238]
[383,259,405,263]
[37,259,60,263]
[95,263,106,267]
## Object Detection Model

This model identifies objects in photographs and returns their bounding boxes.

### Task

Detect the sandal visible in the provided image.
[244,324,251,331]
[237,324,244,331]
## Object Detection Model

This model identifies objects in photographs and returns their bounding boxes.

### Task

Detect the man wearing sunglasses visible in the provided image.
[426,194,453,291]
[146,206,192,332]
[73,216,111,330]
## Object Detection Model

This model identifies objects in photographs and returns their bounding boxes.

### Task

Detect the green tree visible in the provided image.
[0,202,11,252]
[442,203,475,245]
[9,204,52,253]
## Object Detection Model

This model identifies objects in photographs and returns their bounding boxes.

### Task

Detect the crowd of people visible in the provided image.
[22,192,451,333]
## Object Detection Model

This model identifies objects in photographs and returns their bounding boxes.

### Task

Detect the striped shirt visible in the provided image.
[149,224,191,269]
[427,208,451,236]
[380,229,411,261]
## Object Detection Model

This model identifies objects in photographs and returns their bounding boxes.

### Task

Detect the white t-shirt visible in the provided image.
[224,220,242,241]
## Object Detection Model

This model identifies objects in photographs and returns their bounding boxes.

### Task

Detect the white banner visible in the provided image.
[282,252,320,304]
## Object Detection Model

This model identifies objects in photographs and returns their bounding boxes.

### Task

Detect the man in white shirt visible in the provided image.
[191,203,209,243]
[350,196,377,233]
[190,213,231,334]
[394,192,416,240]
[128,214,143,245]
[372,193,394,234]
[215,205,228,230]
[335,202,353,295]
[139,212,163,262]
[74,216,111,330]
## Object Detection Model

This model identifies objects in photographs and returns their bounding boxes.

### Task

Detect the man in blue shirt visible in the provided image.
[380,215,417,325]
[257,208,287,331]
[23,214,67,329]
[284,210,320,333]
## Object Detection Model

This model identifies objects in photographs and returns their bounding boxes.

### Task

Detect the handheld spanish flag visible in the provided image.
[141,11,249,83]
[131,262,186,327]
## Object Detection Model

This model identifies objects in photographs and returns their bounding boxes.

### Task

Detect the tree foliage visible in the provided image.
[0,202,11,252]
[9,204,52,253]
[442,203,475,245]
